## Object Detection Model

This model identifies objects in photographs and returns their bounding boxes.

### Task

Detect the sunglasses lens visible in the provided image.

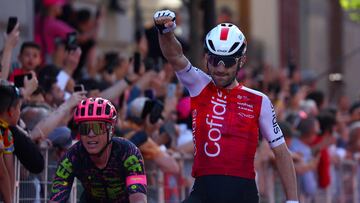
[78,122,107,136]
[78,123,90,135]
[208,55,237,68]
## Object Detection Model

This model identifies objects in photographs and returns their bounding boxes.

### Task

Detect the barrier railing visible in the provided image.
[12,148,359,203]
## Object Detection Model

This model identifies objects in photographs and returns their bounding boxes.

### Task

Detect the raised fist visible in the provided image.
[153,10,176,34]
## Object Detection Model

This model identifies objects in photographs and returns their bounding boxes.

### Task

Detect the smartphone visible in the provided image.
[7,17,18,34]
[74,84,85,92]
[65,32,78,51]
[167,83,176,98]
[14,73,32,87]
[133,52,141,74]
[104,52,119,74]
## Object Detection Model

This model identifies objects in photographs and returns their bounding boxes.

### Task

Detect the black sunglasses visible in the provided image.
[207,55,239,68]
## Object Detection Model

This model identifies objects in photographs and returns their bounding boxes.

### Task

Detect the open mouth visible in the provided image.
[86,141,99,148]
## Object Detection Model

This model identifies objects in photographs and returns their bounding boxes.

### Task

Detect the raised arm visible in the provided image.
[153,10,189,71]
[30,92,85,141]
[1,22,20,80]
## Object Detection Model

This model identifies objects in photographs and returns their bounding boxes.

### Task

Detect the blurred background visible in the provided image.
[1,0,359,103]
[1,0,360,203]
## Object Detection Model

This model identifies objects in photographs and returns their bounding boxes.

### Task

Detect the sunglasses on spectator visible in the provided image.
[78,122,109,136]
[207,55,239,68]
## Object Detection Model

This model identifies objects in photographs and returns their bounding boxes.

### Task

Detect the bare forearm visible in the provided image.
[4,155,14,197]
[158,33,188,71]
[273,144,298,201]
[1,46,13,80]
[100,79,128,102]
[154,153,180,174]
[31,104,70,141]
[0,157,12,203]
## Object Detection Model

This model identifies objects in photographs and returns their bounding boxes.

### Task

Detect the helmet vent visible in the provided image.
[221,23,226,26]
[81,107,85,116]
[208,40,216,52]
[88,104,94,116]
[105,104,111,115]
[75,108,79,116]
[98,99,103,104]
[228,42,240,53]
[228,24,233,27]
[81,100,86,105]
[96,107,102,116]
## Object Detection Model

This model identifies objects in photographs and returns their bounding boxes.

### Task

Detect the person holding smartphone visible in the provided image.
[1,17,20,81]
[35,0,75,61]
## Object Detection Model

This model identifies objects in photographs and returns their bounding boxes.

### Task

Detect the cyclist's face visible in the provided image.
[79,121,109,155]
[206,54,239,88]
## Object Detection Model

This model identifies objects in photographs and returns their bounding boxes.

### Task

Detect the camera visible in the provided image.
[74,84,85,92]
[14,73,32,87]
[104,52,120,74]
[142,99,164,124]
[65,32,78,51]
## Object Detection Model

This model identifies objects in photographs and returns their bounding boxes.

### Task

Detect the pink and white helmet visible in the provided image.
[204,23,247,57]
[74,97,117,124]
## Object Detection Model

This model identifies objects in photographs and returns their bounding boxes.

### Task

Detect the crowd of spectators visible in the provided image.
[0,1,360,203]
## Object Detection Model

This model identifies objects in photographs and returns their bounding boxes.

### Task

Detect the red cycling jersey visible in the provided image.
[176,63,285,179]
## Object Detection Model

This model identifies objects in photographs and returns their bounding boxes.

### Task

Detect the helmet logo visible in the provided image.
[220,28,230,41]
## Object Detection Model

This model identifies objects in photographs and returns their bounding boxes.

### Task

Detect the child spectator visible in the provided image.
[0,84,22,203]
[8,42,42,82]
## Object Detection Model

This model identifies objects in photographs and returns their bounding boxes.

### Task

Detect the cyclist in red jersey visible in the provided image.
[153,10,299,203]
[50,97,147,203]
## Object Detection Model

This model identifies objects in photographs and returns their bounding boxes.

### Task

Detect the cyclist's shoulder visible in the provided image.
[238,86,270,101]
[64,141,85,159]
[112,137,138,150]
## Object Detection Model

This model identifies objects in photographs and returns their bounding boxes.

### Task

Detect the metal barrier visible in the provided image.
[14,148,77,203]
[12,148,359,203]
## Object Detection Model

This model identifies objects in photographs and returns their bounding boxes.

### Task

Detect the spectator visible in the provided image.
[0,84,22,203]
[290,116,320,202]
[35,0,74,63]
[124,96,179,173]
[38,65,65,108]
[349,101,360,125]
[8,42,42,83]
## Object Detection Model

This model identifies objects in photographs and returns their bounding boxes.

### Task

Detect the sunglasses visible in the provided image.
[207,55,239,68]
[78,122,109,136]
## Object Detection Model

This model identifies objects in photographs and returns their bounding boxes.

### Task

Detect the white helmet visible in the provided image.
[204,23,247,57]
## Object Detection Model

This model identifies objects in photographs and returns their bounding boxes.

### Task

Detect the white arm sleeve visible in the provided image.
[259,95,285,148]
[175,63,211,97]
